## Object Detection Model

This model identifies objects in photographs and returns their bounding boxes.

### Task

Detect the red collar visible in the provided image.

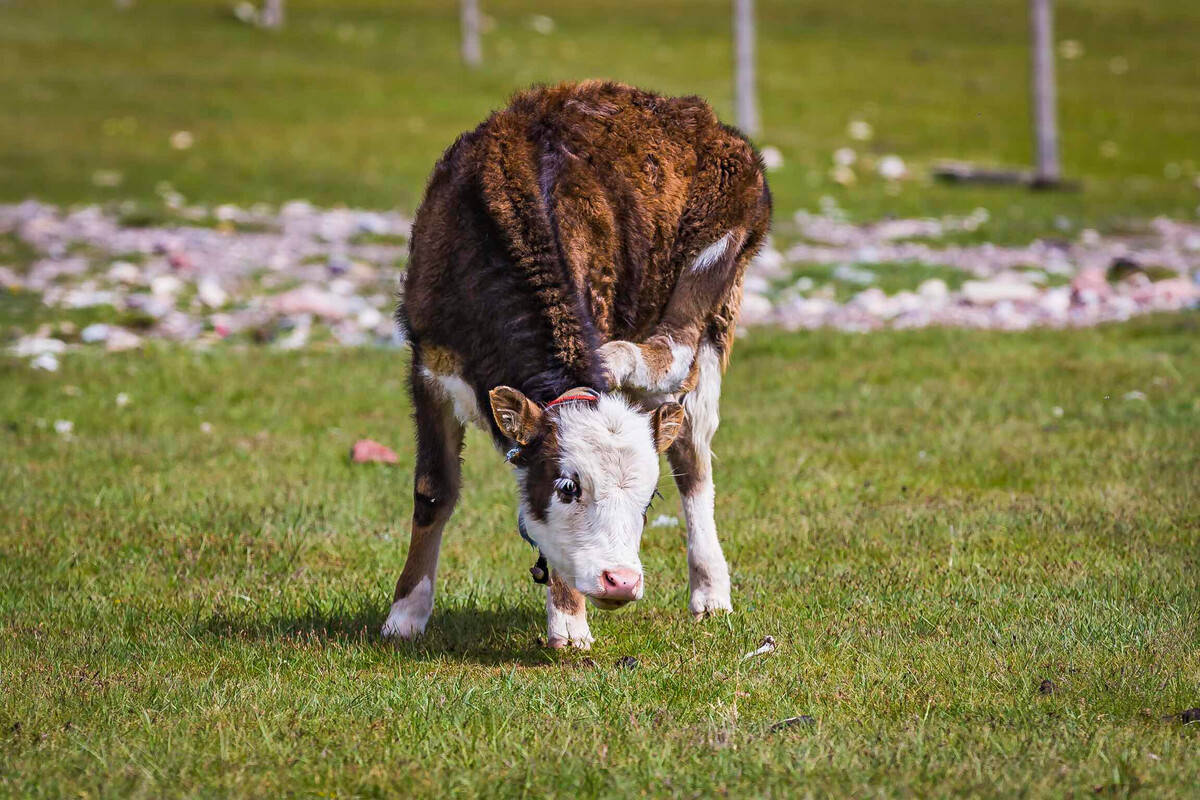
[544,391,599,409]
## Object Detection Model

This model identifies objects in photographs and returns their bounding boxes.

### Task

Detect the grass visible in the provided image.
[1,0,1199,240]
[2,315,1198,797]
[2,0,1198,795]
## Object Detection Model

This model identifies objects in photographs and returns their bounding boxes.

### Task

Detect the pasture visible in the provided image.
[2,318,1198,796]
[2,0,1199,796]
[2,0,1199,237]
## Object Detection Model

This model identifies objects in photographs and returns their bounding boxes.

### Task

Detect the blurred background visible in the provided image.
[3,0,1198,227]
[2,0,1198,345]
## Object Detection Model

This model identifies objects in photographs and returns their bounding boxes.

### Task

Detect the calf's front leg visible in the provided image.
[382,370,464,640]
[546,570,593,649]
[666,343,732,618]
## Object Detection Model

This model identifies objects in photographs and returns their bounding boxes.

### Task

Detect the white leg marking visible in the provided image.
[421,368,484,428]
[683,481,732,618]
[546,590,593,650]
[679,344,732,618]
[690,230,735,273]
[381,576,434,640]
[598,340,641,387]
[599,338,694,394]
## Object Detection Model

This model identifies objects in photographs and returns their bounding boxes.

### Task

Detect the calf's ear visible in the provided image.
[489,386,543,444]
[651,402,686,453]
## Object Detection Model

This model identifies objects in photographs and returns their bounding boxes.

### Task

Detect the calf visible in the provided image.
[383,81,771,648]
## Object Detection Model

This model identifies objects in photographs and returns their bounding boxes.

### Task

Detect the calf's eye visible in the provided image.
[554,476,581,503]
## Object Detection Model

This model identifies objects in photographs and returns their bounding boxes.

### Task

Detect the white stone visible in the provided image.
[738,292,774,326]
[833,147,856,167]
[31,353,59,371]
[356,306,384,330]
[961,280,1040,305]
[848,120,873,141]
[743,274,770,295]
[151,275,184,296]
[197,278,227,308]
[80,323,110,344]
[878,155,907,181]
[105,328,142,352]
[1039,287,1072,315]
[11,336,66,357]
[760,146,784,171]
[750,246,786,278]
[107,261,141,284]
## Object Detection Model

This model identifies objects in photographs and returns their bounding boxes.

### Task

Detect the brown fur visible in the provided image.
[401,81,771,434]
[390,84,767,635]
[666,414,703,497]
[651,403,686,453]
[422,345,461,377]
[549,570,584,614]
[393,365,465,602]
[638,336,677,377]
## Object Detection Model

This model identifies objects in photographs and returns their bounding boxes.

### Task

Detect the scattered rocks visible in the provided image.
[2,200,409,362]
[740,210,1200,331]
[10,336,66,358]
[4,201,1198,362]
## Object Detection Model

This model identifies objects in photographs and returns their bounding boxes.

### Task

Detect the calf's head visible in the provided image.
[489,386,685,609]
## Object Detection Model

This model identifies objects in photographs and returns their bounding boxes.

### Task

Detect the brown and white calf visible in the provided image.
[383,81,771,648]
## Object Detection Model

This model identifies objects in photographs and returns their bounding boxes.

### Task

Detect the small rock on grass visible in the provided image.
[31,353,60,371]
[350,439,398,464]
[1176,708,1200,724]
[615,656,639,670]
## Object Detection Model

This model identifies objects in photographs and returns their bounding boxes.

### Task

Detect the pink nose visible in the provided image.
[600,568,643,602]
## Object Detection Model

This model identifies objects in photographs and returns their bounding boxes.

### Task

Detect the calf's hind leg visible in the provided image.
[381,367,465,640]
[667,342,733,619]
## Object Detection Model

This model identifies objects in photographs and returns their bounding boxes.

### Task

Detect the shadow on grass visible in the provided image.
[198,596,552,667]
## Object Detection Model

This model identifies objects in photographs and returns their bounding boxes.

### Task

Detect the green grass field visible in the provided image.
[2,317,1198,797]
[2,0,1199,239]
[3,0,1200,796]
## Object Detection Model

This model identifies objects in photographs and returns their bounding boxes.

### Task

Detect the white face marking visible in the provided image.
[690,230,736,273]
[517,394,659,599]
[422,368,484,427]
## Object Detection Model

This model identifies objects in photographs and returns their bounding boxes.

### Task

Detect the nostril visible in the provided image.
[601,569,642,597]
